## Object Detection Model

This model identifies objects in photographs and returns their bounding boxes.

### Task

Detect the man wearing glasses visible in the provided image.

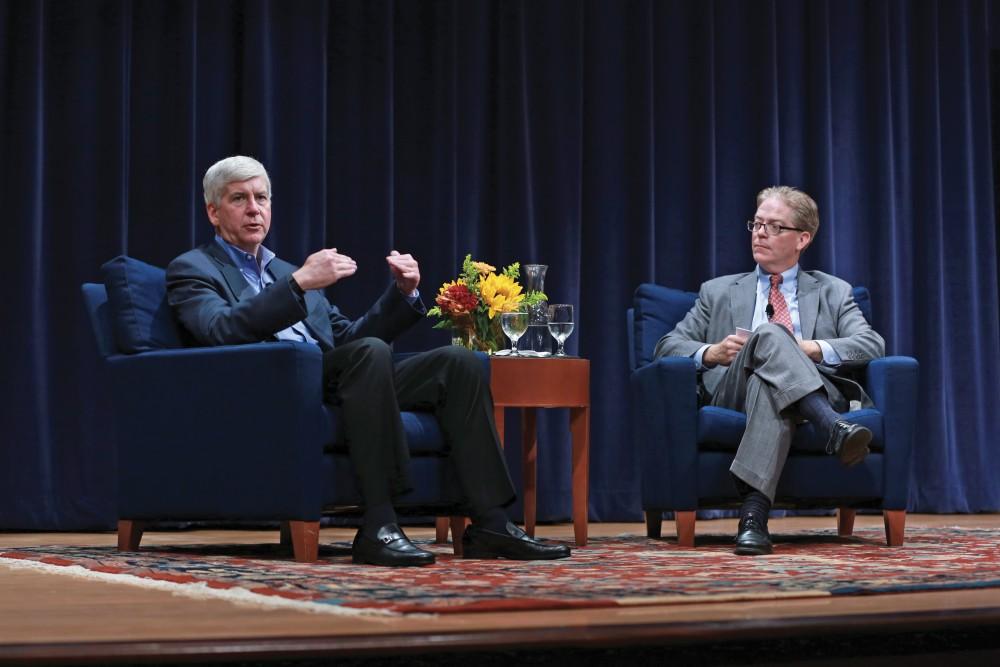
[654,186,884,556]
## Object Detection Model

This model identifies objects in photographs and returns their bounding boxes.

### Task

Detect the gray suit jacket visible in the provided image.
[654,269,885,400]
[166,242,423,351]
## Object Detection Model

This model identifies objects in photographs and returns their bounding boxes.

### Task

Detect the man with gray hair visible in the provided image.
[655,186,884,555]
[166,155,570,566]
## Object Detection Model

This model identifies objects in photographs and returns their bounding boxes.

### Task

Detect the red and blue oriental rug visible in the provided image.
[1,527,997,617]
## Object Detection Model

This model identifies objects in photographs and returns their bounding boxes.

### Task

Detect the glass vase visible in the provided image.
[522,264,551,355]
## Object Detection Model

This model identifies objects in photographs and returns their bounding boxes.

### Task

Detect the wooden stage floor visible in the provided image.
[1,514,999,665]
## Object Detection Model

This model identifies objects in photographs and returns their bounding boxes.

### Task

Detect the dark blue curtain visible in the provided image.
[2,0,998,530]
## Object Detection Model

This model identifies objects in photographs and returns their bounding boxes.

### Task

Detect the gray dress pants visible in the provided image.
[710,323,839,501]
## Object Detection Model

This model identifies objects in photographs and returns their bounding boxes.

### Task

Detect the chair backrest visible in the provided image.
[81,283,116,358]
[628,282,873,371]
[629,284,698,370]
[85,255,186,356]
[853,286,872,326]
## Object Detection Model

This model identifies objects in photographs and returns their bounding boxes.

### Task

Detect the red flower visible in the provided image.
[436,282,479,316]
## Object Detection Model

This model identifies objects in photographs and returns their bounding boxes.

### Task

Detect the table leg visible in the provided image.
[522,407,538,537]
[570,406,590,546]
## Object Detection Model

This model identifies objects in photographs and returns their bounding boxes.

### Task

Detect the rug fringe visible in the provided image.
[0,557,409,618]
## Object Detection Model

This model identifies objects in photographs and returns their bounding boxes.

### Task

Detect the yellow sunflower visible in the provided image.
[479,273,524,318]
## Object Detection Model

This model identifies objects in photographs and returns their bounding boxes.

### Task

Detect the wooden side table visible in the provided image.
[490,356,590,546]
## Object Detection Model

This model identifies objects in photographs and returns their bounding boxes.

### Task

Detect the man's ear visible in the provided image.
[206,202,219,228]
[797,231,812,251]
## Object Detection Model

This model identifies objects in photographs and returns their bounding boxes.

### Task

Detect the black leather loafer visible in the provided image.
[352,523,435,567]
[734,514,772,556]
[826,420,872,467]
[462,521,571,560]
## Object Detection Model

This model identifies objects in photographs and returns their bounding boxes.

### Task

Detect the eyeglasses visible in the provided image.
[746,220,802,235]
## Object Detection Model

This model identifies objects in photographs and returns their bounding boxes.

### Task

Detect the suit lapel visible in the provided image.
[798,271,819,340]
[204,242,256,302]
[729,273,757,330]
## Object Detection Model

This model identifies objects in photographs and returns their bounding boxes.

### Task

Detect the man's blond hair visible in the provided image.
[757,185,819,237]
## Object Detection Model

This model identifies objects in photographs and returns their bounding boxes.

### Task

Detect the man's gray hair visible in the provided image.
[756,185,819,237]
[203,155,272,206]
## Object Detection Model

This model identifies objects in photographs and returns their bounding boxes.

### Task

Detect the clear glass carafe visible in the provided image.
[521,264,551,355]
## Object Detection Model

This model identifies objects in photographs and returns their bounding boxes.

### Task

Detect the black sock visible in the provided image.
[796,390,840,435]
[362,502,397,538]
[473,506,509,532]
[739,489,772,527]
[731,472,754,497]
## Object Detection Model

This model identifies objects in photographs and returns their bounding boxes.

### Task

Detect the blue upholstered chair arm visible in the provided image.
[631,357,700,509]
[106,341,328,520]
[865,356,919,508]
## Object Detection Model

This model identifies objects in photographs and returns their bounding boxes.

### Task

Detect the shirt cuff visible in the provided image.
[816,340,841,366]
[694,344,712,370]
[403,288,420,305]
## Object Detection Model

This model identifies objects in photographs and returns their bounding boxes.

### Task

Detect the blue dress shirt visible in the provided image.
[214,236,318,345]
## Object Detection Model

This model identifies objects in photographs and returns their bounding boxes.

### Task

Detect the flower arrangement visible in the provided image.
[427,254,547,353]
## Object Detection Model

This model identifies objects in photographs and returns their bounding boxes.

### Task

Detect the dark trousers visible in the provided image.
[322,338,516,515]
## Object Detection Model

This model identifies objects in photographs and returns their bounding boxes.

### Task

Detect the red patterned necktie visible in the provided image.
[768,274,794,334]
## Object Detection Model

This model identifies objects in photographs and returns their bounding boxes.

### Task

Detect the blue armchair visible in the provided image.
[627,283,918,547]
[83,256,474,562]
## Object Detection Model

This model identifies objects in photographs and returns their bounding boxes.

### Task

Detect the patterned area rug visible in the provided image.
[2,527,998,616]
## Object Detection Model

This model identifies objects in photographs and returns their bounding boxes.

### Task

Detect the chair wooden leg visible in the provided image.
[837,507,857,536]
[645,510,662,538]
[883,509,906,547]
[450,516,469,556]
[675,511,696,547]
[434,517,450,544]
[117,520,145,551]
[279,521,292,547]
[288,520,320,562]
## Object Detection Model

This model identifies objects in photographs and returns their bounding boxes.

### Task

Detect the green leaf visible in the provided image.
[524,290,548,306]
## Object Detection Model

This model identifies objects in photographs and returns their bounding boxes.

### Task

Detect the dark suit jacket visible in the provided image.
[166,241,423,351]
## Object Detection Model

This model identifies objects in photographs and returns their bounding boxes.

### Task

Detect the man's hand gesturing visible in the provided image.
[386,250,420,296]
[705,335,745,367]
[292,249,358,290]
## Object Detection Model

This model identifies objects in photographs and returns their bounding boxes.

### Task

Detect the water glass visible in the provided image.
[547,304,574,357]
[500,307,530,356]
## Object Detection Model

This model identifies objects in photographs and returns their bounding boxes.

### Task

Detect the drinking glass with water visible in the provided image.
[547,304,574,357]
[501,306,530,356]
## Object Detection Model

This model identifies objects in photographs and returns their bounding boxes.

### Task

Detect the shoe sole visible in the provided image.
[351,554,436,567]
[838,427,872,467]
[733,544,773,556]
[461,546,571,560]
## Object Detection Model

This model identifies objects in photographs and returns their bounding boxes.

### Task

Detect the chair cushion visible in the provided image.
[101,255,185,353]
[322,405,447,455]
[632,284,698,368]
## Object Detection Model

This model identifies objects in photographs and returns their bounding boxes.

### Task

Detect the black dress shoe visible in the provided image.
[826,420,872,467]
[734,514,772,556]
[352,523,435,567]
[462,521,571,560]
